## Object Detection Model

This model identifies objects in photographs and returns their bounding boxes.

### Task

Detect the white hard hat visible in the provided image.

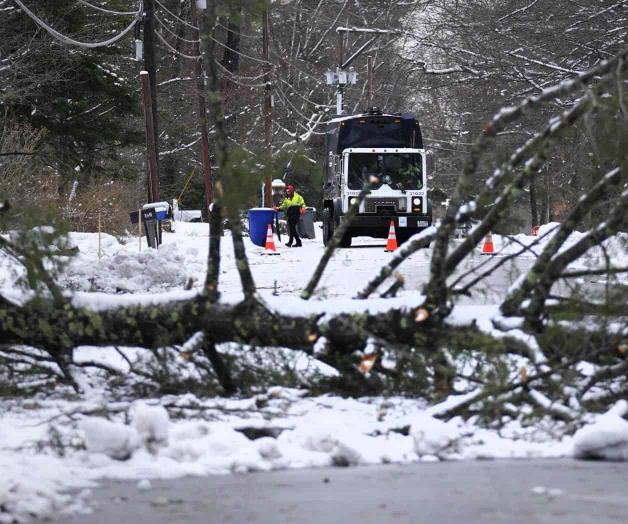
[271,178,286,189]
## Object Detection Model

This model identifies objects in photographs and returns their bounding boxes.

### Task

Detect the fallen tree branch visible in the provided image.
[301,186,370,300]
[356,226,435,299]
[501,166,622,317]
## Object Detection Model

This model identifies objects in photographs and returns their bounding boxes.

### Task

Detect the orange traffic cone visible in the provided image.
[385,220,398,252]
[481,232,495,255]
[263,224,279,255]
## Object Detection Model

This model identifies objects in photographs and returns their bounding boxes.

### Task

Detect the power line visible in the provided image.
[153,5,271,67]
[12,0,140,49]
[154,13,199,44]
[210,34,271,65]
[154,28,200,60]
[216,21,258,40]
[214,60,267,88]
[75,0,139,16]
[154,0,197,30]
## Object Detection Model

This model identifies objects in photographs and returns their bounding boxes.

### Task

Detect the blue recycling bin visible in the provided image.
[248,207,276,247]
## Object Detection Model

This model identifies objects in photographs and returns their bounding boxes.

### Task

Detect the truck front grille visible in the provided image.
[364,198,405,214]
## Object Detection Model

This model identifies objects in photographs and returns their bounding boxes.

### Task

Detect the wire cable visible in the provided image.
[13,0,140,48]
[216,62,268,82]
[216,20,258,39]
[214,60,267,87]
[154,28,200,60]
[210,34,271,65]
[154,0,198,30]
[154,13,199,44]
[75,0,139,16]
[153,3,270,67]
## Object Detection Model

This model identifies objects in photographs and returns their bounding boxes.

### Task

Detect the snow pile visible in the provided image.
[62,241,204,293]
[0,390,577,521]
[64,392,573,478]
[0,451,94,524]
[285,424,365,467]
[79,417,141,460]
[255,437,282,460]
[154,422,269,475]
[410,414,462,460]
[67,232,120,258]
[131,402,170,452]
[79,402,171,460]
[0,473,92,523]
[573,400,628,461]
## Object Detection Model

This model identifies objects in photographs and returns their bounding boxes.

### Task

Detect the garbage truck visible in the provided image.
[321,107,432,247]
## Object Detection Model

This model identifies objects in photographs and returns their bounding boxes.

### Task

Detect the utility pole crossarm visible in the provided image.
[341,36,377,69]
[328,26,402,115]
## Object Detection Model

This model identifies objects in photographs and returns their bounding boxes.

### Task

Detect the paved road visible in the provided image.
[51,460,628,524]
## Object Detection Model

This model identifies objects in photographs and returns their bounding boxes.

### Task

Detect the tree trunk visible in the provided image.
[529,177,538,228]
[540,170,550,224]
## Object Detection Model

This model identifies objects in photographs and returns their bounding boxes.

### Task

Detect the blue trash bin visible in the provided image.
[248,207,276,247]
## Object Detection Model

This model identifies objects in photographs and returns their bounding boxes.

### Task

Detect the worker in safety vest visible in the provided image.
[277,184,305,247]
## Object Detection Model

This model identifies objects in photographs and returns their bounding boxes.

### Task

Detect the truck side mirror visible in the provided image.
[426,152,434,174]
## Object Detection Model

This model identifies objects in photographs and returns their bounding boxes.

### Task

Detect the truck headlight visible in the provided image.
[349,197,358,206]
[412,197,422,213]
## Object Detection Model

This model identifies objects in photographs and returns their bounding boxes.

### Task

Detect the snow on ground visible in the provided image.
[573,400,628,460]
[61,221,433,302]
[485,222,628,279]
[0,391,574,522]
[1,221,626,521]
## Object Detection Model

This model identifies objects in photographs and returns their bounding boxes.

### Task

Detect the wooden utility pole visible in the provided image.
[367,55,374,108]
[190,0,213,209]
[262,0,273,207]
[338,30,344,68]
[140,71,160,202]
[143,0,160,200]
[336,30,345,115]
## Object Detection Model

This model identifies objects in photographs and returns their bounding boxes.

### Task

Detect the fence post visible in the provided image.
[138,207,142,252]
[98,209,102,259]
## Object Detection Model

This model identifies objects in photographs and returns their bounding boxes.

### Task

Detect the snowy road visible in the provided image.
[245,234,601,306]
[45,460,628,524]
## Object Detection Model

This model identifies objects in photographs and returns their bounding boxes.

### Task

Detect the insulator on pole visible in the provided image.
[135,39,143,61]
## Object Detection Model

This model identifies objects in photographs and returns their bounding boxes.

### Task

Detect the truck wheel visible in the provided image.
[340,232,352,248]
[322,208,334,246]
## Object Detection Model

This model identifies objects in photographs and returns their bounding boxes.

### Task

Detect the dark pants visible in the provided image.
[286,206,302,246]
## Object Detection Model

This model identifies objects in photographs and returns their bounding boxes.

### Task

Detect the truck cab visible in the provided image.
[322,109,432,247]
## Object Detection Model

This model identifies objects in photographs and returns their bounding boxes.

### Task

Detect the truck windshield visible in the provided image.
[347,153,423,190]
